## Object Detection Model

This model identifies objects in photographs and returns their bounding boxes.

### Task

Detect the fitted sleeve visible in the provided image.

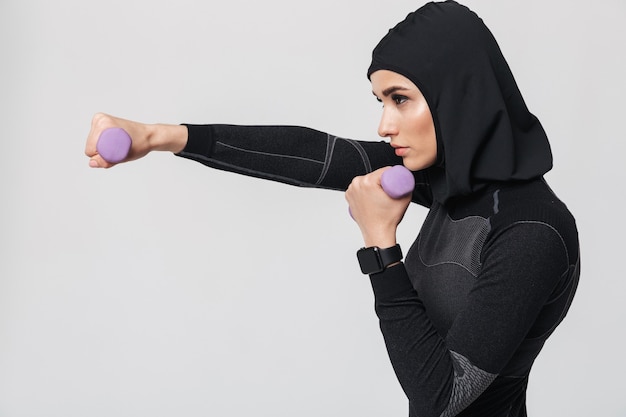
[176,124,433,205]
[369,220,579,417]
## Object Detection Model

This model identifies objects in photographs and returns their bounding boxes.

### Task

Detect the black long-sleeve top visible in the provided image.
[177,124,580,417]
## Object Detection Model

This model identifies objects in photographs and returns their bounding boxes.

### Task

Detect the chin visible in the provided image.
[403,158,436,172]
[403,159,425,171]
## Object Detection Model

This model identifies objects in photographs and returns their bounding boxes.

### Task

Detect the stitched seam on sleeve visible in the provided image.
[215,141,325,165]
[177,152,321,187]
[509,220,571,276]
[344,138,373,173]
[315,134,337,185]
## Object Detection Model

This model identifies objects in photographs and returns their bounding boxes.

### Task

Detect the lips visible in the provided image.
[392,144,409,157]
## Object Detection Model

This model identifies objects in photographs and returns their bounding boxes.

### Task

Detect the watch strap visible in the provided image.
[357,244,403,274]
[378,244,403,268]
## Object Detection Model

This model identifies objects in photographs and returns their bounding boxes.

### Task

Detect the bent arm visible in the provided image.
[369,222,579,417]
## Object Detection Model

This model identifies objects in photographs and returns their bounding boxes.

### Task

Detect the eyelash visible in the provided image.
[375,95,409,106]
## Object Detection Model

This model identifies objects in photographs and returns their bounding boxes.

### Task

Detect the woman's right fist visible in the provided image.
[85,113,150,168]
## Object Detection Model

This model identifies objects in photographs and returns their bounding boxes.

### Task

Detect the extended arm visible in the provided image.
[85,113,433,203]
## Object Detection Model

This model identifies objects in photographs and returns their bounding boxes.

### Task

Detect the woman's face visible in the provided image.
[370,70,437,171]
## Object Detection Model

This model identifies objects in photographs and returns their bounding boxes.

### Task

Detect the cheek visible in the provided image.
[414,111,436,147]
[418,106,435,134]
[412,111,438,166]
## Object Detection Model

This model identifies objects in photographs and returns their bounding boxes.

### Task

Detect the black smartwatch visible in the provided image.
[356,244,403,275]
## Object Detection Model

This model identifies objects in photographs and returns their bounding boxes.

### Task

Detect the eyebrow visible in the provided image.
[373,85,411,98]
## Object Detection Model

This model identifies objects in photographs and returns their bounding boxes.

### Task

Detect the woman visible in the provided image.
[85,1,579,416]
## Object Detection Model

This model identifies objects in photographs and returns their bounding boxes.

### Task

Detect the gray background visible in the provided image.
[1,0,625,416]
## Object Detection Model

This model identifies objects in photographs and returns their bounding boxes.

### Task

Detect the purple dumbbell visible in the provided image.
[380,165,415,198]
[96,127,132,163]
[349,165,414,219]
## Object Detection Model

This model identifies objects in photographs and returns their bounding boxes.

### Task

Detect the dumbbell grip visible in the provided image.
[380,165,415,198]
[96,127,132,163]
[349,165,414,219]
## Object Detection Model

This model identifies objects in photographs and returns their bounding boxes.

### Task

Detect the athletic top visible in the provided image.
[176,124,580,417]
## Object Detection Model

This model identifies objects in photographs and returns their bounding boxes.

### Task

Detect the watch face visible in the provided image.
[357,247,383,274]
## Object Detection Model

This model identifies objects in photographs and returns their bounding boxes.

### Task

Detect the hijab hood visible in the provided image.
[368,0,552,204]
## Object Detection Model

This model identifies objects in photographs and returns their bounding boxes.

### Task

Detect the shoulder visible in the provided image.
[488,179,579,266]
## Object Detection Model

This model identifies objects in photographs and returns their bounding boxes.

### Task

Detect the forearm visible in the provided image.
[176,124,400,191]
[370,264,455,417]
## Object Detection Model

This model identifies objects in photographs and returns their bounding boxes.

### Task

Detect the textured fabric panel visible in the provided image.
[418,204,491,277]
[439,351,497,417]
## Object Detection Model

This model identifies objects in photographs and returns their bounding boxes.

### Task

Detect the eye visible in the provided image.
[391,94,408,105]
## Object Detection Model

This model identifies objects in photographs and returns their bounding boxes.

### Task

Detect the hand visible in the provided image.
[345,167,411,248]
[85,113,188,168]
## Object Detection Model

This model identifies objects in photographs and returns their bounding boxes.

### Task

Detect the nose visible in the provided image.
[377,107,398,138]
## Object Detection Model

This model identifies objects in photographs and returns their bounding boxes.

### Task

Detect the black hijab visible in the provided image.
[368,0,552,204]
